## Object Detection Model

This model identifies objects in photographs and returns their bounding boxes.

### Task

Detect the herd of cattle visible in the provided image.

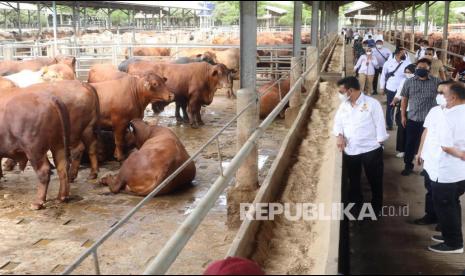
[0,43,302,211]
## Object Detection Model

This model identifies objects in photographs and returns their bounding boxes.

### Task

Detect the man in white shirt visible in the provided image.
[415,81,453,227]
[372,40,392,95]
[380,47,411,130]
[333,76,389,216]
[429,82,465,254]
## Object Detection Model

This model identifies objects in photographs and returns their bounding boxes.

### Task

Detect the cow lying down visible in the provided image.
[100,119,196,196]
[3,66,75,88]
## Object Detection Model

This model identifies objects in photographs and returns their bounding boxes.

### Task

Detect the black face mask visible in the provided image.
[415,68,429,78]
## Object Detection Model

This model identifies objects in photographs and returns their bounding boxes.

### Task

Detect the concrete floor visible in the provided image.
[346,43,465,275]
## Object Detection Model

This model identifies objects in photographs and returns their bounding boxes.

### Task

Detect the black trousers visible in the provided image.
[424,171,437,221]
[373,68,381,93]
[395,105,406,153]
[404,120,425,170]
[432,180,465,248]
[343,147,384,214]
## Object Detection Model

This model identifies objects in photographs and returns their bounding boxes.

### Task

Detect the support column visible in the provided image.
[37,3,42,37]
[52,1,58,55]
[293,1,302,59]
[388,14,392,43]
[401,9,406,47]
[411,3,416,52]
[320,1,325,40]
[424,1,429,40]
[228,1,258,229]
[311,1,319,48]
[442,1,450,65]
[17,2,21,36]
[394,11,398,44]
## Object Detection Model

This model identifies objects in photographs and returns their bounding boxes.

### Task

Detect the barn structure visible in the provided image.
[0,1,464,275]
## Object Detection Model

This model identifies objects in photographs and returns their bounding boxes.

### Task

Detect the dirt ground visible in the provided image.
[0,92,289,275]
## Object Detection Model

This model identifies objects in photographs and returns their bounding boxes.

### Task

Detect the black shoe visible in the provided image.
[413,215,437,225]
[401,168,413,176]
[386,126,394,131]
[435,224,442,232]
[431,235,444,243]
[373,91,378,95]
[428,243,464,254]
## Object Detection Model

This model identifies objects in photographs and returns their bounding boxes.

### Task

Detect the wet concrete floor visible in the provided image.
[0,92,289,274]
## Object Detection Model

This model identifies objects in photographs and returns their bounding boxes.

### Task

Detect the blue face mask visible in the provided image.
[415,68,429,78]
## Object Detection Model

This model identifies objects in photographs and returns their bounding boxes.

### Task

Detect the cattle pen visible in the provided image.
[1,1,465,275]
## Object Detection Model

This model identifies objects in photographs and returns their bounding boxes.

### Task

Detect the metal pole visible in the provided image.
[52,0,58,55]
[394,11,398,44]
[228,0,258,229]
[311,1,319,48]
[76,2,80,37]
[320,1,325,40]
[442,1,450,65]
[17,2,21,36]
[293,1,302,59]
[424,1,429,39]
[401,9,406,47]
[37,3,42,37]
[411,3,416,52]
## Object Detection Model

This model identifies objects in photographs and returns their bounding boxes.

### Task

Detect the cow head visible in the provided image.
[199,51,218,65]
[41,66,63,82]
[55,55,76,73]
[141,72,175,103]
[209,63,235,102]
[127,119,157,149]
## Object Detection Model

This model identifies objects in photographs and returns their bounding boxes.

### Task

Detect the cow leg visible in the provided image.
[101,174,125,194]
[188,101,200,129]
[82,126,99,180]
[113,123,127,162]
[51,147,70,203]
[29,156,51,210]
[69,142,85,182]
[197,108,205,126]
[3,158,17,171]
[175,102,183,123]
[181,103,190,123]
[0,158,3,178]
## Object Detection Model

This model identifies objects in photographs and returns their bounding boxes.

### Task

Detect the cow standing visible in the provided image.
[0,92,71,210]
[90,73,174,161]
[123,61,232,128]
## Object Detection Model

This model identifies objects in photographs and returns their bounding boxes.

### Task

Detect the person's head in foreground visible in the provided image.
[443,82,465,109]
[337,76,361,102]
[204,257,265,275]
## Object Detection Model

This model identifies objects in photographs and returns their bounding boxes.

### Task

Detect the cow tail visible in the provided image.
[50,96,71,166]
[81,82,101,138]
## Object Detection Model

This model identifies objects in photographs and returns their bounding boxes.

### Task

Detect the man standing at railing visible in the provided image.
[334,76,389,217]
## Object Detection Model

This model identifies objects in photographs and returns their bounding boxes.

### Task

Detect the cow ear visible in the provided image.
[162,77,167,83]
[211,69,218,77]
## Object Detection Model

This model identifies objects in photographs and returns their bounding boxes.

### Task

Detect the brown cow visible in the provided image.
[0,57,56,76]
[0,77,16,91]
[126,61,232,128]
[42,64,75,81]
[90,73,174,161]
[258,79,306,119]
[127,47,171,58]
[3,81,100,181]
[0,92,70,210]
[0,55,76,76]
[88,64,127,83]
[100,119,195,196]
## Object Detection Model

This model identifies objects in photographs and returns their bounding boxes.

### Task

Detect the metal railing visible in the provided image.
[61,33,339,275]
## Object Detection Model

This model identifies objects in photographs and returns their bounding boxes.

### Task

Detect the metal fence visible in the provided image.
[57,32,338,275]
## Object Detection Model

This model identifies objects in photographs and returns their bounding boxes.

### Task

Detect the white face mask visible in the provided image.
[338,93,350,102]
[436,94,446,106]
[405,73,414,79]
[376,45,383,49]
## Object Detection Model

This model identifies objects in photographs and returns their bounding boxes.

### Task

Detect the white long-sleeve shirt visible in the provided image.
[379,58,411,92]
[395,78,410,112]
[333,93,389,156]
[354,54,378,75]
